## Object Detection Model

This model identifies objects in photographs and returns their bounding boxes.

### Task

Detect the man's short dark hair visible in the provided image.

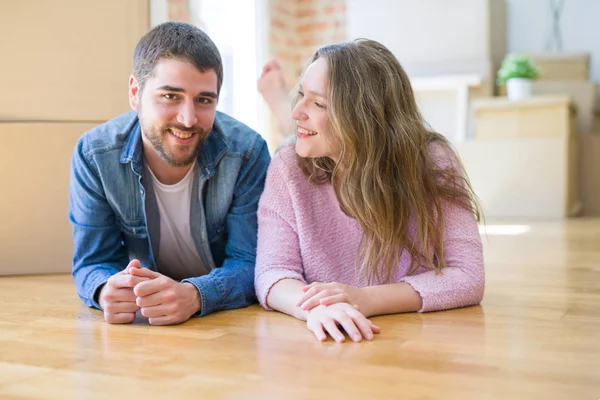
[133,21,223,95]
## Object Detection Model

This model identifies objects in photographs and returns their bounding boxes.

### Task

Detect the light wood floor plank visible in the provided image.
[1,219,599,399]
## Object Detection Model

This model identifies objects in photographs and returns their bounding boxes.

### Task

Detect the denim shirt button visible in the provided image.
[140,189,145,195]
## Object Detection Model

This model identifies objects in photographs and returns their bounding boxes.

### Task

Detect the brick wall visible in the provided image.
[269,0,347,90]
[267,0,346,144]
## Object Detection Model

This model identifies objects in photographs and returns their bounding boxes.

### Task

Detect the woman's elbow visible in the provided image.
[467,267,485,306]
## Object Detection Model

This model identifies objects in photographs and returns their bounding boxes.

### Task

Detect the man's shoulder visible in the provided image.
[212,111,267,158]
[78,111,138,157]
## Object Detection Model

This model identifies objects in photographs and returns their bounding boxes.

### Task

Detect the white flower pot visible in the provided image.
[506,78,533,100]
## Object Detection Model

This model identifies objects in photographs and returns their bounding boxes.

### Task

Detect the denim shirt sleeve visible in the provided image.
[69,138,129,309]
[182,137,271,316]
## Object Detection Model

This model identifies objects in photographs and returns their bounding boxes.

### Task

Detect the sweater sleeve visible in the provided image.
[254,150,306,309]
[401,143,485,312]
[401,197,485,312]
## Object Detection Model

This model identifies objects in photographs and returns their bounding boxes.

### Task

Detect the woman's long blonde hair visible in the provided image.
[295,39,482,284]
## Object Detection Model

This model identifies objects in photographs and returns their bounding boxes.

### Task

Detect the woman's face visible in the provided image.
[292,58,340,162]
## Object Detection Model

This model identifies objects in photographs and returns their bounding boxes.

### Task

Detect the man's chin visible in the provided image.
[164,154,197,168]
[162,139,204,166]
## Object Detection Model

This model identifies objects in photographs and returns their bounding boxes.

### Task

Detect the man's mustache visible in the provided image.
[165,124,201,133]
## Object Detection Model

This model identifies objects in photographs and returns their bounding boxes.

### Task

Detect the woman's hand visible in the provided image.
[306,303,380,343]
[297,282,365,311]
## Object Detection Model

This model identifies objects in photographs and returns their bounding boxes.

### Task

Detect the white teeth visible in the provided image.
[169,129,193,139]
[298,127,318,135]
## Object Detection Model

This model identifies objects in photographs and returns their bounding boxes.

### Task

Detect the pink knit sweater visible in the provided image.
[255,144,484,313]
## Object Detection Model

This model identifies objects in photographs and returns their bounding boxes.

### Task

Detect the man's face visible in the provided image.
[129,58,219,167]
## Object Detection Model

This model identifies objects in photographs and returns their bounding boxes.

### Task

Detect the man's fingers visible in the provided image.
[148,316,178,326]
[104,301,140,314]
[136,292,164,308]
[111,274,150,289]
[128,266,160,279]
[102,288,137,303]
[104,312,136,324]
[140,304,172,319]
[134,278,165,297]
[126,259,142,272]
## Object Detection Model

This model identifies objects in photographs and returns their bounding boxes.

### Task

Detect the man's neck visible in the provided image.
[143,143,194,185]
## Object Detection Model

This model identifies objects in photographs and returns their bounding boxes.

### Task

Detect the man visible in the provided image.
[69,21,270,325]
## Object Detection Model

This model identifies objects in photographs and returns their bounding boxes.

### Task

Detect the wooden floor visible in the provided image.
[1,219,600,399]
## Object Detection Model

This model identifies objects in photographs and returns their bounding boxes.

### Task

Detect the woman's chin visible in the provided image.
[294,143,320,159]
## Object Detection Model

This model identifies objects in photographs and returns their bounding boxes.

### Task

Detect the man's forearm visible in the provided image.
[181,259,255,316]
[182,282,202,315]
[73,265,119,309]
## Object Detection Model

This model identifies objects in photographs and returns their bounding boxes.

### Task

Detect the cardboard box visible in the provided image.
[0,122,100,275]
[531,81,598,134]
[458,134,581,218]
[472,95,575,140]
[461,96,581,218]
[527,52,590,81]
[579,133,600,217]
[0,0,149,122]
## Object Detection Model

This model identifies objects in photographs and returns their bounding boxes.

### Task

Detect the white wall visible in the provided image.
[345,0,505,143]
[346,0,504,79]
[347,0,598,83]
[506,0,600,106]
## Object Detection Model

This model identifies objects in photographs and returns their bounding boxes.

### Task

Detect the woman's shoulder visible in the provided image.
[260,143,328,216]
[268,143,305,179]
[272,142,298,165]
[427,138,461,171]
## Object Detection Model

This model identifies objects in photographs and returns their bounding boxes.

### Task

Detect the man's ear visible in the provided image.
[129,75,140,111]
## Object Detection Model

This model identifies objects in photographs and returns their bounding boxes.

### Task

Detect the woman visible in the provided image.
[255,39,484,343]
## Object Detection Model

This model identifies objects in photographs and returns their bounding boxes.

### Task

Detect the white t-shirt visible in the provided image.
[146,161,209,281]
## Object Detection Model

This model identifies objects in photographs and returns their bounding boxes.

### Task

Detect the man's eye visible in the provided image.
[197,98,212,104]
[163,93,178,100]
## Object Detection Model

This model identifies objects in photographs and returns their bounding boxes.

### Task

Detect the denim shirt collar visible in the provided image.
[118,113,230,178]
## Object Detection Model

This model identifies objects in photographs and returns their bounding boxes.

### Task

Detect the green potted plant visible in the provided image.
[497,54,540,100]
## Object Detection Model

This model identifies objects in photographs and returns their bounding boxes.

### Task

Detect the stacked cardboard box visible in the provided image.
[459,95,581,218]
[0,1,150,275]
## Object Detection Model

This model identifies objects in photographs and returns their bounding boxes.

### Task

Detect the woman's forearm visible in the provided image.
[359,282,423,317]
[266,278,310,320]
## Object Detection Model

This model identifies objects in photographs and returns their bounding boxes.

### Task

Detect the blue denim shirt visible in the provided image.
[68,110,271,316]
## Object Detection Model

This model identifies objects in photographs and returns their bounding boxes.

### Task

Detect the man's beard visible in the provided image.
[140,119,208,167]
